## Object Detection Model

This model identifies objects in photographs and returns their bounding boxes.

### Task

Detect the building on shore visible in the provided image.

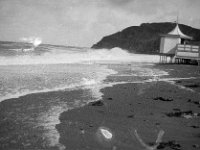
[159,23,200,65]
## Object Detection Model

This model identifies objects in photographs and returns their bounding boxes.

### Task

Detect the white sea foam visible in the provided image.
[0,46,166,150]
[20,37,42,47]
[0,47,160,65]
[33,70,117,150]
[0,66,116,150]
[0,82,81,102]
[0,73,114,103]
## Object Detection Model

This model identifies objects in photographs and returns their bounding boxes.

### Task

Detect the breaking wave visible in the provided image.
[0,47,160,65]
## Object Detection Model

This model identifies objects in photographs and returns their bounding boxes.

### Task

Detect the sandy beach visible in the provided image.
[56,64,200,150]
[1,0,200,149]
[0,63,200,150]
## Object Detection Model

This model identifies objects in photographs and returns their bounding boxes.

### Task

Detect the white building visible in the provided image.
[159,24,193,55]
[159,23,200,65]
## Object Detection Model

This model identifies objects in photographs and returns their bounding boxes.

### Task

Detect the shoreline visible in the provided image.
[56,64,200,150]
[0,64,199,149]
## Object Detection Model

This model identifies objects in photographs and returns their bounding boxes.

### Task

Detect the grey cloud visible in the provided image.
[0,0,199,46]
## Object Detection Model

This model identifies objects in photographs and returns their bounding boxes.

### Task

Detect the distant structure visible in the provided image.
[159,23,200,65]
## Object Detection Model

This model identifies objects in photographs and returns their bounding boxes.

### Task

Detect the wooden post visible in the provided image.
[164,56,166,63]
[199,46,200,62]
[159,55,161,63]
[198,46,200,66]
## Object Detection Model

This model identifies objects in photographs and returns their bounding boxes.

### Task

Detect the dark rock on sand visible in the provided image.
[155,123,160,125]
[107,97,113,100]
[166,110,200,118]
[89,100,104,106]
[190,125,199,128]
[157,140,181,150]
[187,99,200,107]
[185,84,199,88]
[127,115,134,118]
[193,144,200,148]
[154,97,173,102]
[166,110,192,117]
[193,101,200,105]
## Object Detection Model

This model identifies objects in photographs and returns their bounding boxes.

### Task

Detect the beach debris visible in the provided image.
[127,115,134,118]
[107,97,113,100]
[193,144,200,148]
[96,127,113,141]
[190,125,199,128]
[131,129,165,150]
[96,127,113,144]
[153,97,173,102]
[89,100,104,106]
[96,127,116,149]
[100,128,113,140]
[155,123,160,126]
[157,140,181,150]
[89,124,93,127]
[187,99,200,107]
[166,110,200,119]
[185,84,199,88]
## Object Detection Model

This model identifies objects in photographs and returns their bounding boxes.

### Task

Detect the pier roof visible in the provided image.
[168,24,193,40]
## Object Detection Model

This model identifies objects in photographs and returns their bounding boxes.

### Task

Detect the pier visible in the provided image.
[159,23,200,66]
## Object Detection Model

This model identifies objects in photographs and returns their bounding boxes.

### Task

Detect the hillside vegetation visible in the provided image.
[92,22,200,53]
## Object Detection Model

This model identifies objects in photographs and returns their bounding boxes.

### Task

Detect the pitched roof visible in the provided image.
[168,24,193,40]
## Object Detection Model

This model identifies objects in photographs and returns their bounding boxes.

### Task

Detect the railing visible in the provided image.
[176,44,200,60]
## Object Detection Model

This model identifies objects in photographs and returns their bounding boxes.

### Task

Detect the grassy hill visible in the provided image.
[92,22,200,54]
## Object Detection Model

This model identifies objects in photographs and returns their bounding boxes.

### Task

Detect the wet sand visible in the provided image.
[56,65,200,150]
[0,88,96,150]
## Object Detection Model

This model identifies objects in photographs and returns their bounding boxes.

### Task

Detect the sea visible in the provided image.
[0,41,169,150]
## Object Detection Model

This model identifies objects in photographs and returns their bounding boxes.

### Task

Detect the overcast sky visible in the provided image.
[0,0,200,47]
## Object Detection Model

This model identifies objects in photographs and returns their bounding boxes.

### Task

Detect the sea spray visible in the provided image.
[0,46,160,65]
[0,45,164,150]
[0,64,116,102]
[20,37,42,47]
[0,63,117,150]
